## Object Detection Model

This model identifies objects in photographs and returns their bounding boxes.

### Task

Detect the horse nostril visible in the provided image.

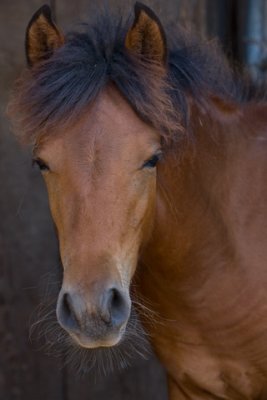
[58,292,80,332]
[106,288,130,329]
[110,288,123,310]
[57,287,130,337]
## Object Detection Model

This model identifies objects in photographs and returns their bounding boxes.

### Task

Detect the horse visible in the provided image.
[8,2,267,399]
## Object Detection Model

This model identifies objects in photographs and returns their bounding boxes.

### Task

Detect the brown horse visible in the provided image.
[8,2,267,399]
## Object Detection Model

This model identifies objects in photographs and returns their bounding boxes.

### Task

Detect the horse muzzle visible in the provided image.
[56,285,131,348]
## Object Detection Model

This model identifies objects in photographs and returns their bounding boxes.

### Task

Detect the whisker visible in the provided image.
[29,273,157,378]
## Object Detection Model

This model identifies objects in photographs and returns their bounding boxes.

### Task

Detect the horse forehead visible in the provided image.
[66,87,138,137]
[93,86,137,126]
[40,86,159,161]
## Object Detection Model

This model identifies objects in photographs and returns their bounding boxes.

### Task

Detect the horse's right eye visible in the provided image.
[32,158,50,172]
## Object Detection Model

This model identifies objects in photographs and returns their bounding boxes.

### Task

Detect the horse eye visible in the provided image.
[32,158,50,172]
[142,153,161,169]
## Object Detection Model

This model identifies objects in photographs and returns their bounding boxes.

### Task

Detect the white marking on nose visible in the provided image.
[115,259,133,291]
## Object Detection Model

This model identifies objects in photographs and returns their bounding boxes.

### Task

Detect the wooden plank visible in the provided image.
[55,0,208,35]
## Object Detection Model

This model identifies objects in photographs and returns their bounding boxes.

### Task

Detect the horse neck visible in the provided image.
[138,96,267,316]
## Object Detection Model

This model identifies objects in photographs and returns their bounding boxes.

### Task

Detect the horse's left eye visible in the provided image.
[142,153,161,169]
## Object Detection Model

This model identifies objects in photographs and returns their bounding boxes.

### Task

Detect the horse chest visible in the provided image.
[156,335,266,400]
[139,269,267,399]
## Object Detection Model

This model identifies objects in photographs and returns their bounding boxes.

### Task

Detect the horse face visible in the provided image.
[34,86,161,348]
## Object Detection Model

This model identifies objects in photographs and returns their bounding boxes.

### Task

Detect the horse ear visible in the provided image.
[125,2,167,63]
[26,4,64,67]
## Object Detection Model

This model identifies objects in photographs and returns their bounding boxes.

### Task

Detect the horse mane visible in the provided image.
[8,7,255,145]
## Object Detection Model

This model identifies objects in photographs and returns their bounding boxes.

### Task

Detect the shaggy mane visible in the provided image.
[8,7,247,145]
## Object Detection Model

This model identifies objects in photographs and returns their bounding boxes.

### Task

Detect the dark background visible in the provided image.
[1,1,267,399]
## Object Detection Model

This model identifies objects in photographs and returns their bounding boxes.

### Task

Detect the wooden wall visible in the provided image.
[0,1,251,399]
